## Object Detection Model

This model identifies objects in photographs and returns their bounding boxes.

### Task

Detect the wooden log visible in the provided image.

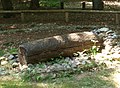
[18,32,103,65]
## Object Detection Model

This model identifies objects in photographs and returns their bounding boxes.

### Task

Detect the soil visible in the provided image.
[0,23,92,49]
[0,11,120,49]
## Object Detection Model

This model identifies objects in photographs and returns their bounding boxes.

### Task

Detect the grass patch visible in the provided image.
[0,81,35,88]
[0,69,116,88]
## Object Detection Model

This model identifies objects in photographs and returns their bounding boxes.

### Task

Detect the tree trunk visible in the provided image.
[92,0,104,10]
[18,32,103,65]
[60,0,64,9]
[82,2,86,10]
[29,0,39,10]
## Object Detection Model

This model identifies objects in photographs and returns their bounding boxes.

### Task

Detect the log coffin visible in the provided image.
[18,32,103,65]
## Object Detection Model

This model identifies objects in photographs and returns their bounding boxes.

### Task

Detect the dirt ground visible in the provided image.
[0,23,93,49]
[0,11,120,49]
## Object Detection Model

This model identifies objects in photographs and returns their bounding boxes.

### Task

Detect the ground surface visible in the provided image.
[0,23,92,49]
[0,14,120,88]
[0,23,120,88]
[0,68,120,88]
[0,1,120,87]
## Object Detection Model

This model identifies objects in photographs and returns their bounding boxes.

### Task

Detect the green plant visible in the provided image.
[0,50,5,56]
[90,45,98,56]
[7,48,18,54]
[39,0,60,7]
[90,40,100,56]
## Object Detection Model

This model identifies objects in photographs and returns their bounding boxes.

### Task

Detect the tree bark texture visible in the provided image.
[1,0,14,18]
[92,0,104,10]
[19,32,103,65]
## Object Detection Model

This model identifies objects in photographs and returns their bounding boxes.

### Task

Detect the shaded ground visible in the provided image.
[0,22,120,49]
[0,23,92,49]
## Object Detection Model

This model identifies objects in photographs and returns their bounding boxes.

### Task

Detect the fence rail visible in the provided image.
[0,10,119,26]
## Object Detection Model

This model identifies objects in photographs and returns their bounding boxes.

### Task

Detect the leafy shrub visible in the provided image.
[39,0,60,8]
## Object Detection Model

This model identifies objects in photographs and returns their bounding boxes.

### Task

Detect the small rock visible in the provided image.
[95,53,105,61]
[86,60,91,64]
[0,57,6,60]
[0,71,9,76]
[74,59,81,65]
[56,64,64,71]
[20,65,28,71]
[8,54,14,60]
[46,68,51,73]
[98,27,109,32]
[104,45,113,52]
[65,57,71,62]
[0,68,5,71]
[70,61,77,68]
[112,53,120,59]
[49,65,56,71]
[81,60,86,65]
[66,65,71,69]
[12,62,19,68]
[1,60,8,65]
[106,30,114,35]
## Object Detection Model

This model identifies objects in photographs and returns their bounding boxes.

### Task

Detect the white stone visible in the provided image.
[65,57,71,62]
[98,27,109,32]
[106,30,114,34]
[20,65,28,71]
[1,61,8,65]
[74,59,81,65]
[75,57,81,61]
[94,53,105,61]
[112,53,120,59]
[104,55,113,60]
[83,56,89,60]
[12,62,19,67]
[0,57,6,60]
[81,61,86,65]
[46,69,51,73]
[98,33,106,39]
[71,64,77,68]
[104,45,113,52]
[8,55,14,60]
[66,65,71,69]
[86,60,91,64]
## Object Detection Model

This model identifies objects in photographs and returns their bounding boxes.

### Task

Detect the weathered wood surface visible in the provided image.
[0,10,120,14]
[19,32,103,65]
[0,10,119,23]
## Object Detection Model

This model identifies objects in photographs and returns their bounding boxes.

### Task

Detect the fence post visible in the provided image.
[82,2,86,10]
[21,13,24,22]
[65,12,69,22]
[115,13,119,27]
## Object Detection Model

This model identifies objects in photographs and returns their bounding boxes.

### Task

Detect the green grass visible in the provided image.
[0,81,36,88]
[0,68,117,88]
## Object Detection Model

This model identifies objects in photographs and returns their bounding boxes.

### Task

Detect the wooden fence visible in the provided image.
[0,10,119,26]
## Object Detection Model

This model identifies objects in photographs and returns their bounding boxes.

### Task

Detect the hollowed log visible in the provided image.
[19,32,103,65]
